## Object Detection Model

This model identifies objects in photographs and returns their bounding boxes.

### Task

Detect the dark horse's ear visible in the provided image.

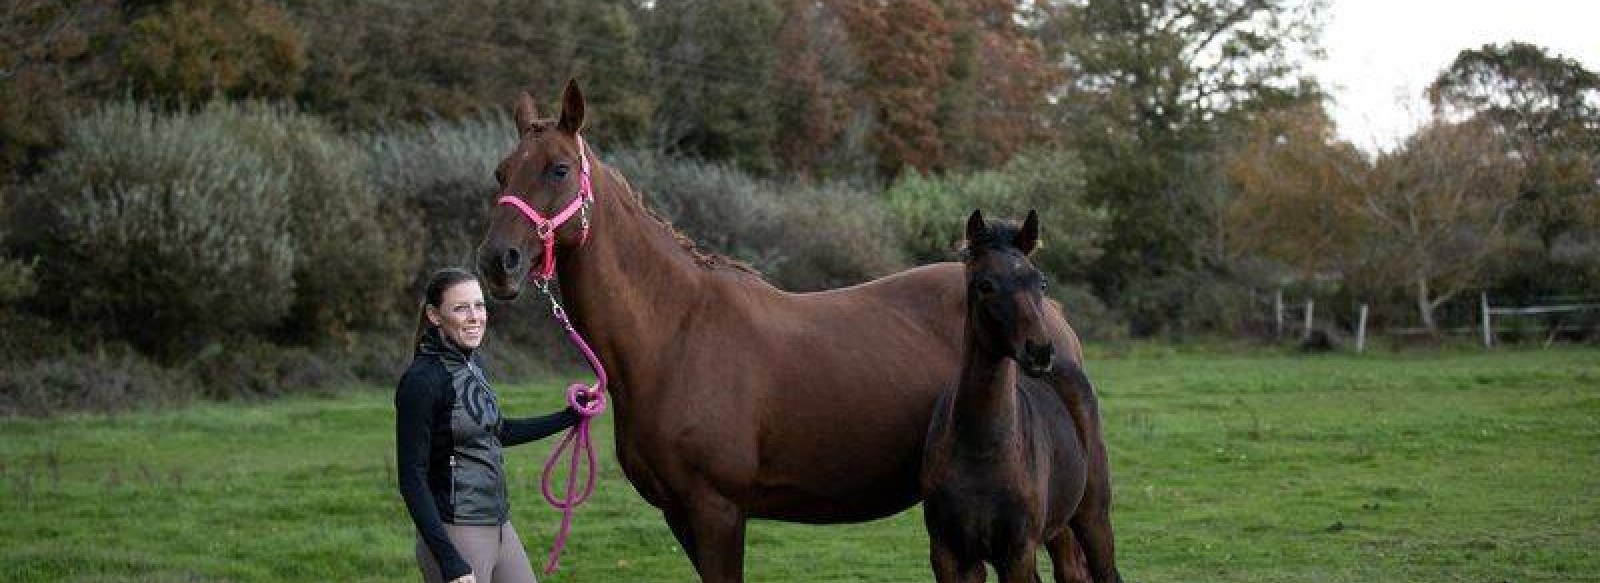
[514,91,540,137]
[965,209,987,245]
[559,78,586,135]
[1016,210,1040,255]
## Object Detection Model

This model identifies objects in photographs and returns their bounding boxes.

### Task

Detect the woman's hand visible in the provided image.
[448,574,477,583]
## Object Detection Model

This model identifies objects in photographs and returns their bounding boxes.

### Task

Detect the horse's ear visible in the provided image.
[965,209,987,245]
[559,78,586,135]
[514,91,540,136]
[1016,210,1040,255]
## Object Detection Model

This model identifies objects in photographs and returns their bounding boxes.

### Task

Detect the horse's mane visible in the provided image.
[605,164,759,275]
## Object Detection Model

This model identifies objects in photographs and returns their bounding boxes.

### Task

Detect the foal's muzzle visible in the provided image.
[1020,340,1055,378]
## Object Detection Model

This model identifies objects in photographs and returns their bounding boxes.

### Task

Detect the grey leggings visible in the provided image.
[416,521,539,583]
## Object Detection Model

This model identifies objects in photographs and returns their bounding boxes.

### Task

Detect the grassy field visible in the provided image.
[2,347,1597,582]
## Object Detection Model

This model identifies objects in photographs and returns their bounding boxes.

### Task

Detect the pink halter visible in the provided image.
[493,134,606,574]
[496,135,593,281]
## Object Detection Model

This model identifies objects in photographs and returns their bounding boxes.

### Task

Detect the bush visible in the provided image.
[883,149,1107,280]
[608,148,909,290]
[0,345,200,416]
[221,104,420,344]
[23,102,297,358]
[359,112,509,271]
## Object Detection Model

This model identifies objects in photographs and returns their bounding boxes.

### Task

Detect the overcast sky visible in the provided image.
[1306,0,1600,154]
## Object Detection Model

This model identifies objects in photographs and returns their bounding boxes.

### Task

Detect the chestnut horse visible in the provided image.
[922,210,1095,583]
[476,80,1123,583]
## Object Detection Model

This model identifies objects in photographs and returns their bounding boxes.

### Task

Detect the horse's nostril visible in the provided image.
[502,248,521,272]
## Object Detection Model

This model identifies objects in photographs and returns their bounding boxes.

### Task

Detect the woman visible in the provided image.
[396,267,580,583]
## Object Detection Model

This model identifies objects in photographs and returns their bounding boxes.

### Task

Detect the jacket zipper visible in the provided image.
[448,454,458,510]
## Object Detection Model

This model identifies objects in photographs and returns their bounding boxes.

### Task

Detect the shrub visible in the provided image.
[25,102,297,359]
[220,104,420,344]
[359,112,509,271]
[608,148,909,290]
[883,149,1107,280]
[0,345,200,416]
[358,114,572,356]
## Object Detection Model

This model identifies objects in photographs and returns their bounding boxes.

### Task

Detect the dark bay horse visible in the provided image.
[475,80,1123,583]
[922,210,1098,583]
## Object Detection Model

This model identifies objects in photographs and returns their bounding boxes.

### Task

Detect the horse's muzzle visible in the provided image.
[1019,340,1055,378]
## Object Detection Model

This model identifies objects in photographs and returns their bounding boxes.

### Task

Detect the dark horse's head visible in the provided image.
[476,79,590,300]
[962,209,1054,378]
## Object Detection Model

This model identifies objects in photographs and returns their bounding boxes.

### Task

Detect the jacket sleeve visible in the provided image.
[395,366,473,580]
[498,407,582,447]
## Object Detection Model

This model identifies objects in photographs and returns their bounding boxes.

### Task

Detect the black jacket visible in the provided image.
[395,326,580,580]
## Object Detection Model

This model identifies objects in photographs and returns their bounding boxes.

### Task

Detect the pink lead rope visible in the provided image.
[494,136,605,574]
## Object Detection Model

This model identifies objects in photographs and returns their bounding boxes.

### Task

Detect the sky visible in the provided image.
[1307,0,1600,154]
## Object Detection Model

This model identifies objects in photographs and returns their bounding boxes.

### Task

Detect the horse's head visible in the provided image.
[476,79,591,300]
[962,209,1053,378]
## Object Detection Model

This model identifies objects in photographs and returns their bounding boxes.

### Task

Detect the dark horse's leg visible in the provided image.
[994,542,1042,583]
[672,489,746,583]
[1045,529,1090,583]
[1050,361,1123,583]
[662,507,700,571]
[930,540,985,583]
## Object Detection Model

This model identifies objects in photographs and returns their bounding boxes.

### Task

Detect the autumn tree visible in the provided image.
[1357,119,1523,335]
[1427,41,1600,297]
[834,0,954,175]
[1040,0,1326,334]
[291,0,652,143]
[121,0,305,102]
[1221,103,1368,279]
[937,0,1057,170]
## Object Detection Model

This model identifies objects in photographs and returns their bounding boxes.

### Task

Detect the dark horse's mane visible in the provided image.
[958,218,1028,258]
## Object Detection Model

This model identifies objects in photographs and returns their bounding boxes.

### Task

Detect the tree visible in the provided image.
[121,0,306,102]
[0,0,125,177]
[937,0,1057,170]
[291,0,652,143]
[834,0,955,176]
[1427,41,1600,299]
[1357,119,1523,335]
[641,0,782,172]
[1221,103,1368,279]
[1040,0,1326,334]
[771,0,864,178]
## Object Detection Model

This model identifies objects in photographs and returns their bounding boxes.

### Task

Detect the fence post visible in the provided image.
[1356,303,1368,353]
[1481,292,1492,349]
[1274,289,1284,339]
[1302,299,1314,341]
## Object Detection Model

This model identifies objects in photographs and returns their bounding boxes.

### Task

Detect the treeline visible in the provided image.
[2,1,1598,413]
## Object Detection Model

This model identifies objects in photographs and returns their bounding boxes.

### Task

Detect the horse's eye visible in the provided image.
[494,169,506,186]
[975,279,997,294]
[550,164,571,180]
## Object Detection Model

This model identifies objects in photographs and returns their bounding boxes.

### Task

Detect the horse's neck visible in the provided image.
[554,165,708,402]
[950,327,1019,446]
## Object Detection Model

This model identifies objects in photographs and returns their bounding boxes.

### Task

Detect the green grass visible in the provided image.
[2,347,1597,582]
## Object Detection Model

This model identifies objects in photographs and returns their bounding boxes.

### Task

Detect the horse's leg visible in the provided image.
[993,542,1041,583]
[662,506,700,571]
[1045,529,1090,583]
[680,490,747,583]
[930,540,985,583]
[1050,362,1122,583]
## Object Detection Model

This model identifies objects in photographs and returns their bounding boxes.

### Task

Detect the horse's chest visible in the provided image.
[924,481,1034,555]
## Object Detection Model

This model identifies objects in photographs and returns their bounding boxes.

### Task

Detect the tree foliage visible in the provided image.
[121,0,305,102]
[1042,0,1326,333]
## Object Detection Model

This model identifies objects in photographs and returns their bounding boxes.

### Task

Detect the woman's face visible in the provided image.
[427,280,488,350]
